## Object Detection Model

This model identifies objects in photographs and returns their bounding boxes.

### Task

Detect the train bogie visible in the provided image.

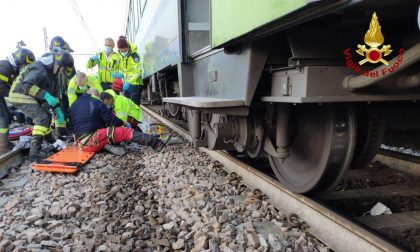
[127,0,420,193]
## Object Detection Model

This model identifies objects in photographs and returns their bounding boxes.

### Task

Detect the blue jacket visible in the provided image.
[69,94,123,137]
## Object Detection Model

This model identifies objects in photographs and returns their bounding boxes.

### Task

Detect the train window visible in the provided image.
[187,0,210,55]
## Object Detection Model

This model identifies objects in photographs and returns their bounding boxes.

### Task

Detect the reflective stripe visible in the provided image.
[78,133,93,149]
[32,125,51,136]
[0,74,9,83]
[55,121,66,128]
[0,128,8,133]
[28,85,40,97]
[8,92,37,104]
[116,112,128,117]
[139,107,144,122]
[106,127,115,144]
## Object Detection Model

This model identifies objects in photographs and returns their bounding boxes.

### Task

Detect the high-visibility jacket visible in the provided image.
[67,74,103,106]
[9,56,58,105]
[105,89,143,122]
[0,59,19,97]
[119,42,143,86]
[86,51,120,84]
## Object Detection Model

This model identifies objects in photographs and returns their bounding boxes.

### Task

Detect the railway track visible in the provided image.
[142,104,420,252]
[0,106,419,251]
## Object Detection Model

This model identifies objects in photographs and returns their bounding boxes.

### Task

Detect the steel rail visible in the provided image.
[0,149,23,179]
[141,105,403,252]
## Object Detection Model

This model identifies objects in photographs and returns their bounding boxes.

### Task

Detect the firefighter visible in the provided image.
[116,36,143,105]
[70,88,169,153]
[8,52,75,160]
[68,71,103,106]
[0,48,35,153]
[99,89,143,128]
[46,36,75,130]
[87,38,121,91]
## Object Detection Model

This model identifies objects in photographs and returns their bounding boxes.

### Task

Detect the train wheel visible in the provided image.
[268,104,356,193]
[351,104,385,169]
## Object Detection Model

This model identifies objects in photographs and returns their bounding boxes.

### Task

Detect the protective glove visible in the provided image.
[123,82,130,92]
[124,121,132,128]
[54,107,65,124]
[112,72,123,79]
[43,92,59,107]
[90,55,99,62]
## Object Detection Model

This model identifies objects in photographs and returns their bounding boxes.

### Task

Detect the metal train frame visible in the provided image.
[126,0,420,193]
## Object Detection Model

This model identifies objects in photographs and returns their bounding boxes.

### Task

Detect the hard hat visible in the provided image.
[49,36,73,53]
[53,51,74,76]
[12,48,36,67]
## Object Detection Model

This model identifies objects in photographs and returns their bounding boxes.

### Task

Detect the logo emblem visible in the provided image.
[356,12,392,65]
[55,54,62,62]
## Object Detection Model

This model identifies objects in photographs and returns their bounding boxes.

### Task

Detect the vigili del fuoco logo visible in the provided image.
[344,12,404,78]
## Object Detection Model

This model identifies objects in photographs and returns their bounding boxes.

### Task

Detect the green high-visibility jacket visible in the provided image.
[86,51,121,84]
[118,42,143,86]
[105,89,143,122]
[67,74,103,106]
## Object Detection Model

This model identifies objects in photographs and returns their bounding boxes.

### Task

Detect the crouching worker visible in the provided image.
[70,88,168,153]
[9,52,74,160]
[68,71,102,107]
[99,89,143,129]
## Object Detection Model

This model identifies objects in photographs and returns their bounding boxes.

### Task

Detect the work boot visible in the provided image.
[150,134,173,153]
[26,135,50,161]
[104,144,126,156]
[131,131,153,146]
[131,131,171,152]
[0,132,12,154]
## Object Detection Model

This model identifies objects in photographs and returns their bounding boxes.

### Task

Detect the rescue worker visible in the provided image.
[70,88,168,153]
[116,36,143,105]
[99,89,143,128]
[8,52,75,160]
[68,72,103,106]
[47,36,75,130]
[0,48,35,153]
[87,38,121,91]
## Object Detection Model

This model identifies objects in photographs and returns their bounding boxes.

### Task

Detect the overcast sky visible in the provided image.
[0,0,128,72]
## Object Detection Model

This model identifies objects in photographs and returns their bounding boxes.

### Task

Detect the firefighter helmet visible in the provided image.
[49,36,73,53]
[12,48,36,67]
[53,51,74,76]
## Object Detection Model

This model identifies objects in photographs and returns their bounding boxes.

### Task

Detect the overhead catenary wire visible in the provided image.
[68,0,98,49]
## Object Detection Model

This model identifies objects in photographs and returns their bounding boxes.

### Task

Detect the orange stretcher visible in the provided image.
[32,146,95,173]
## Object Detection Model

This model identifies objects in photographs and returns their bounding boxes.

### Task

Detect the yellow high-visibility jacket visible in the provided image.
[119,42,143,86]
[86,51,121,84]
[67,74,103,106]
[105,89,143,122]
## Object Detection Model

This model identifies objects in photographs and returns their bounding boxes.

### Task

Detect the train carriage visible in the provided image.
[126,0,420,193]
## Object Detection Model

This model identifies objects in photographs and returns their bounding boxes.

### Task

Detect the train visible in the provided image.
[125,0,420,193]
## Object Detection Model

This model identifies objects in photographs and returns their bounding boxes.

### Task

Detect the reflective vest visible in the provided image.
[86,51,120,84]
[105,89,143,122]
[68,74,103,106]
[119,42,143,86]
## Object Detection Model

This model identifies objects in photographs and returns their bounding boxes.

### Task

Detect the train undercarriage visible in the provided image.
[134,0,420,193]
